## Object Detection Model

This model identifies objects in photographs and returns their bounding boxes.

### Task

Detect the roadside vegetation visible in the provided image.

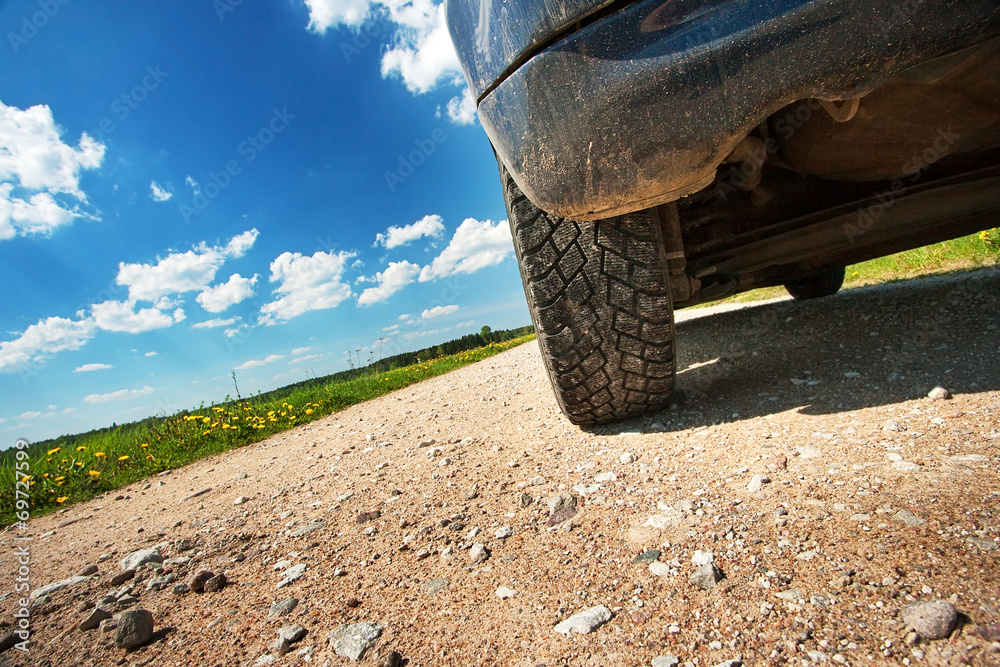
[0,327,534,526]
[701,229,1000,307]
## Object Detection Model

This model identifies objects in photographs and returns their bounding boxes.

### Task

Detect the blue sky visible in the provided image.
[0,0,529,443]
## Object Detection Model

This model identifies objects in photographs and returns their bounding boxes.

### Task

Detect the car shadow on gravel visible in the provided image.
[596,266,1000,434]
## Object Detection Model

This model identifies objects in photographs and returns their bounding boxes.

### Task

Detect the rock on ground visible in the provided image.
[901,600,958,640]
[327,622,382,661]
[554,605,613,635]
[115,609,154,649]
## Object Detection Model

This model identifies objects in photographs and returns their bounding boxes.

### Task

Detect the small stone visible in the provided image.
[181,487,212,502]
[594,472,617,483]
[747,474,770,493]
[901,600,958,640]
[649,562,671,577]
[79,606,113,631]
[554,605,613,635]
[28,575,90,602]
[110,569,135,586]
[189,570,215,593]
[115,608,154,649]
[927,386,950,400]
[893,461,921,473]
[204,573,227,592]
[327,622,382,661]
[121,548,162,572]
[620,453,636,464]
[421,577,449,595]
[233,496,248,505]
[278,624,308,643]
[548,492,577,515]
[469,544,490,565]
[495,587,518,599]
[690,563,724,591]
[171,583,190,595]
[277,563,307,588]
[174,537,195,552]
[632,549,661,565]
[776,589,801,600]
[529,476,545,486]
[495,526,513,539]
[145,573,176,591]
[519,493,533,508]
[691,550,714,567]
[893,510,926,527]
[652,657,680,667]
[77,564,99,577]
[99,618,117,634]
[810,594,831,607]
[290,520,326,537]
[968,537,998,551]
[765,455,788,472]
[883,420,904,432]
[270,598,299,618]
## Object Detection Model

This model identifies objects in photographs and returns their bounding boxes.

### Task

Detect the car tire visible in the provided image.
[500,164,676,426]
[784,266,846,300]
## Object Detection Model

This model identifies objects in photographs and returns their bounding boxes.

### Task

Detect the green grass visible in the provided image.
[698,229,1000,307]
[0,335,535,527]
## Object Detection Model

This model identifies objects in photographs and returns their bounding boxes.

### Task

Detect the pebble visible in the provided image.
[121,548,162,572]
[652,657,680,667]
[327,622,382,661]
[204,573,227,592]
[278,624,308,643]
[495,587,517,599]
[747,474,770,493]
[554,605,613,635]
[146,573,176,591]
[234,496,248,505]
[927,386,951,400]
[76,564,98,577]
[115,608,154,649]
[691,550,714,567]
[78,606,113,631]
[968,537,998,551]
[632,549,661,565]
[189,570,216,593]
[495,526,513,539]
[649,562,671,577]
[883,420,904,432]
[469,544,490,565]
[901,599,958,640]
[620,453,636,464]
[594,472,617,483]
[28,575,91,602]
[893,510,926,527]
[892,461,921,473]
[171,583,190,595]
[270,598,299,618]
[277,563,307,589]
[290,520,326,537]
[690,564,724,591]
[421,577,449,595]
[529,476,545,486]
[180,487,212,502]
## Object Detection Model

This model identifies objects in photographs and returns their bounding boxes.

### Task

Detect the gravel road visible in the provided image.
[3,267,999,667]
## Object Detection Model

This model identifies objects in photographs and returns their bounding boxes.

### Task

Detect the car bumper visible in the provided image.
[476,0,1000,220]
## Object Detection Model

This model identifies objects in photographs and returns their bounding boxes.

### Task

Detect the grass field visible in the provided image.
[698,229,1000,307]
[0,335,535,527]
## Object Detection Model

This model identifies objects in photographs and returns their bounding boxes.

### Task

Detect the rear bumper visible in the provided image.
[476,0,1000,220]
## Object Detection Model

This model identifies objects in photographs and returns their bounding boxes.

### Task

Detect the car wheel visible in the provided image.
[784,266,846,300]
[500,164,676,426]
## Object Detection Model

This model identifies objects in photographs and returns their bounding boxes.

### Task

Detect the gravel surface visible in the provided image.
[2,268,999,667]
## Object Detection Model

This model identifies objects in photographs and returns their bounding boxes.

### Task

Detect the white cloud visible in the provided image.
[421,304,458,319]
[382,323,400,333]
[184,175,200,195]
[419,218,513,281]
[357,260,420,306]
[83,385,155,405]
[0,101,105,240]
[192,316,238,329]
[303,0,464,98]
[374,213,444,249]
[74,362,113,372]
[19,411,41,419]
[197,273,257,313]
[398,313,411,321]
[403,326,450,341]
[0,316,96,373]
[144,351,158,357]
[91,300,184,334]
[446,88,476,125]
[291,353,322,364]
[234,354,285,370]
[259,250,354,324]
[116,229,259,302]
[291,346,312,355]
[455,319,475,328]
[149,181,172,202]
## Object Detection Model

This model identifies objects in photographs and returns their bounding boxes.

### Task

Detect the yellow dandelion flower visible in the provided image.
[94,452,106,458]
[75,461,83,466]
[202,417,211,424]
[47,447,61,455]
[88,470,100,477]
[305,409,314,415]
[54,476,65,482]
[76,446,87,451]
[140,443,149,448]
[56,496,68,503]
[118,455,129,462]
[46,458,52,462]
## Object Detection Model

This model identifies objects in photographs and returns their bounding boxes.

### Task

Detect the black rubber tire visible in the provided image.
[784,266,846,300]
[500,165,676,426]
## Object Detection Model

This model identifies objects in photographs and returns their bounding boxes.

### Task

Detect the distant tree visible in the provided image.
[480,325,492,342]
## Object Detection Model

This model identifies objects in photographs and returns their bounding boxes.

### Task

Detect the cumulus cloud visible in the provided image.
[197,273,258,313]
[149,181,172,202]
[419,218,513,281]
[74,363,113,372]
[303,0,467,103]
[403,326,449,341]
[234,354,285,370]
[192,316,238,329]
[83,385,155,405]
[291,353,322,364]
[446,88,476,125]
[259,250,354,324]
[374,214,445,249]
[0,316,96,373]
[421,304,458,319]
[90,300,185,334]
[0,100,105,240]
[116,229,258,302]
[291,346,312,355]
[357,260,420,306]
[455,319,475,328]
